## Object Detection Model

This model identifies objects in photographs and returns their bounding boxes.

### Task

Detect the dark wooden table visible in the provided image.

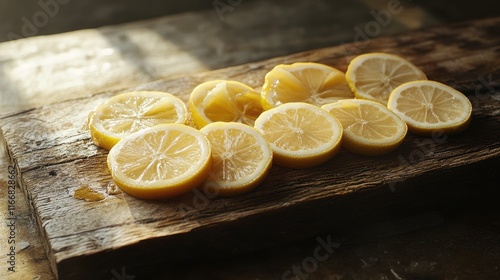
[1,1,499,279]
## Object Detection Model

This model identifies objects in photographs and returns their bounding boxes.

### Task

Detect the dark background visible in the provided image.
[1,0,500,43]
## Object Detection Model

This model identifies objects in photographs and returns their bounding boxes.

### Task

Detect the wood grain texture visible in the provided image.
[1,17,499,279]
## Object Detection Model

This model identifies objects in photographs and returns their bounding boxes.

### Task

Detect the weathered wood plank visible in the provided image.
[1,17,499,279]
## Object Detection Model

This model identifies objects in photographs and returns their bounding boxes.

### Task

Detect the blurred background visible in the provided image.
[1,0,499,43]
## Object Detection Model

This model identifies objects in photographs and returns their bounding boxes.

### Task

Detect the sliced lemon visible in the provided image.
[322,99,407,156]
[254,102,343,168]
[200,122,273,196]
[387,80,472,135]
[346,53,427,105]
[188,80,264,129]
[261,62,353,110]
[107,124,212,199]
[89,91,187,150]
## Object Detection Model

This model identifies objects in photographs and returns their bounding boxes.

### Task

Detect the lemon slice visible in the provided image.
[188,80,264,129]
[261,62,353,110]
[107,124,212,199]
[200,122,273,196]
[322,99,407,156]
[89,91,187,150]
[254,102,343,168]
[387,80,472,135]
[346,53,427,105]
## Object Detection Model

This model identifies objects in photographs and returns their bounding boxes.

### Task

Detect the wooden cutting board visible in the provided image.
[1,17,499,279]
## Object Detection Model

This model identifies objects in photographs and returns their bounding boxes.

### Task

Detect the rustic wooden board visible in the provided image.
[1,17,499,279]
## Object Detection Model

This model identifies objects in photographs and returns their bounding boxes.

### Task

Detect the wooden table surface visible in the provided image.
[1,1,499,279]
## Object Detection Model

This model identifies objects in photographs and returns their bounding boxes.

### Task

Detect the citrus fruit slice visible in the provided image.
[254,102,343,168]
[107,124,212,199]
[188,80,264,129]
[200,122,273,196]
[387,80,472,135]
[89,91,187,150]
[346,53,427,104]
[261,62,353,110]
[322,99,407,156]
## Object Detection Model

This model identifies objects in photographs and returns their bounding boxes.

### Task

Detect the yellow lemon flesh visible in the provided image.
[322,99,407,156]
[387,80,472,135]
[261,62,353,110]
[107,124,212,199]
[200,122,273,196]
[189,80,264,129]
[89,91,187,150]
[346,53,427,105]
[254,102,343,168]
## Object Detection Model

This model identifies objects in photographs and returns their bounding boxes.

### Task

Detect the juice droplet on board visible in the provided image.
[73,185,105,202]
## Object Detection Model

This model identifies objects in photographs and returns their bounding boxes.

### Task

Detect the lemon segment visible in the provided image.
[254,102,343,168]
[322,99,407,156]
[346,53,427,105]
[261,62,353,110]
[200,122,273,196]
[189,80,264,129]
[107,124,212,199]
[89,91,187,150]
[387,80,472,135]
